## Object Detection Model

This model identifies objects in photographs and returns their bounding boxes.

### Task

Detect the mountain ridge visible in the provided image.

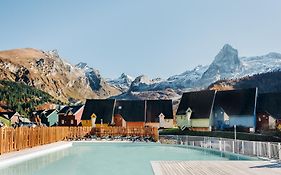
[1,44,281,104]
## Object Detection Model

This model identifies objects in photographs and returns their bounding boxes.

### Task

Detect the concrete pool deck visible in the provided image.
[151,160,281,175]
[0,141,72,169]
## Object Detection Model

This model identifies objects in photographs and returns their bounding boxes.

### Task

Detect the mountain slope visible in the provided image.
[0,48,121,102]
[209,71,281,93]
[107,73,134,91]
[0,80,59,115]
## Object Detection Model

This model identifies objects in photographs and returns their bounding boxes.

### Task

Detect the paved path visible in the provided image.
[151,160,281,175]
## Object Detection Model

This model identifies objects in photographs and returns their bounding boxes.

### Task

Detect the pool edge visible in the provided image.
[0,141,72,169]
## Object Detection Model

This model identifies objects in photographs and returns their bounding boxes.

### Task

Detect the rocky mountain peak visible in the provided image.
[212,44,240,66]
[75,62,88,69]
[119,73,133,80]
[201,44,242,82]
[107,73,134,92]
[0,48,121,102]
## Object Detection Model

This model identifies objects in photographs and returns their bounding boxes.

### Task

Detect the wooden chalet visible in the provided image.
[212,88,257,132]
[114,100,146,127]
[257,92,281,131]
[176,90,216,131]
[81,99,116,127]
[58,105,84,126]
[0,112,21,126]
[145,100,173,128]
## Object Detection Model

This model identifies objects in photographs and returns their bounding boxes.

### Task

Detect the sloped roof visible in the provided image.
[176,90,216,119]
[114,100,146,122]
[214,88,257,116]
[44,109,57,118]
[146,100,173,122]
[0,112,19,120]
[32,110,45,116]
[58,105,83,115]
[257,92,281,119]
[81,99,115,124]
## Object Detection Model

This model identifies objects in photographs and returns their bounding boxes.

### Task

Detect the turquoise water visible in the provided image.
[0,142,258,175]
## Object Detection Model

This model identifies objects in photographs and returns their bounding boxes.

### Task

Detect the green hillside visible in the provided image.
[0,80,61,116]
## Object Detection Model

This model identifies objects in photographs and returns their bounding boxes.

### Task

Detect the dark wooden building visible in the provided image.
[146,100,173,128]
[257,92,281,131]
[176,90,216,131]
[81,99,116,127]
[212,88,257,131]
[58,105,84,126]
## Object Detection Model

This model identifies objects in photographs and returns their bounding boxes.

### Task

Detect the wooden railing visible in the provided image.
[92,126,159,141]
[0,127,92,155]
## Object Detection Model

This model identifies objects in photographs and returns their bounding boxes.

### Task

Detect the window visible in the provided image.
[71,120,74,124]
[61,120,64,124]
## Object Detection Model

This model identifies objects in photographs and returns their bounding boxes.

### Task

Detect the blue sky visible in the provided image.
[0,0,281,79]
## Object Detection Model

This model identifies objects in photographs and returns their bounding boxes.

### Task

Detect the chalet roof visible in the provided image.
[257,92,281,119]
[114,100,146,122]
[146,100,173,122]
[81,99,115,124]
[43,109,57,118]
[32,110,45,116]
[0,112,19,120]
[214,88,257,116]
[58,105,83,115]
[176,90,216,119]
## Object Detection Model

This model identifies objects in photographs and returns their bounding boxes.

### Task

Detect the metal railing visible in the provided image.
[159,135,281,160]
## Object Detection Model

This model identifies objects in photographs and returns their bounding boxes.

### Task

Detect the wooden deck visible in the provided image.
[151,161,281,175]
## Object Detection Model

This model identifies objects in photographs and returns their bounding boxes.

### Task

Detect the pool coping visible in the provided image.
[0,141,72,169]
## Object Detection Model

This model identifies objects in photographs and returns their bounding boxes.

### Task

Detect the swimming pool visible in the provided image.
[0,142,259,175]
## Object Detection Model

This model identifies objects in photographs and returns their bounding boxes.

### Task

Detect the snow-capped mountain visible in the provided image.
[200,44,242,84]
[107,73,134,91]
[129,75,163,92]
[110,44,281,94]
[2,44,281,102]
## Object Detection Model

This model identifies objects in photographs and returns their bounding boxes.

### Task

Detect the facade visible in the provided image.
[257,92,281,131]
[32,110,58,126]
[176,90,216,131]
[0,114,11,127]
[145,100,174,128]
[39,109,58,126]
[58,105,84,126]
[81,99,174,128]
[212,88,258,132]
[113,114,126,127]
[114,100,146,127]
[0,112,21,125]
[81,99,116,127]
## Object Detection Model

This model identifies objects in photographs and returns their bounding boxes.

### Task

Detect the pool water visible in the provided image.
[0,142,258,175]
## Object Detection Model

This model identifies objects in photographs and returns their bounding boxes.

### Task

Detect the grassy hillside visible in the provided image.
[0,80,61,116]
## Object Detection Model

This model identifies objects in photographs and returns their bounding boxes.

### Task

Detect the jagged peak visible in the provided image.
[212,44,240,65]
[119,73,133,80]
[75,62,88,69]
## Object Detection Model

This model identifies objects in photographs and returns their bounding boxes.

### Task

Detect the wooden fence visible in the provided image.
[92,126,159,141]
[0,127,92,155]
[0,126,159,155]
